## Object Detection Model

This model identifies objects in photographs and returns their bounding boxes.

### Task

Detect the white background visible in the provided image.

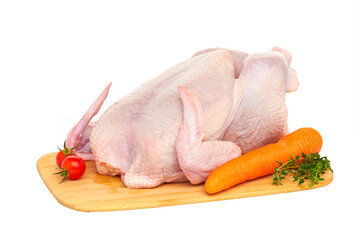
[1,1,359,239]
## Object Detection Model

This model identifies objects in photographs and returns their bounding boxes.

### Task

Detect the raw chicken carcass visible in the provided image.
[66,47,299,188]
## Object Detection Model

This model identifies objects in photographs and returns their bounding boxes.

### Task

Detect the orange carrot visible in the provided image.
[205,127,323,194]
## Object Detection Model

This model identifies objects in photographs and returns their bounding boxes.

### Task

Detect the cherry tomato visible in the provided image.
[56,151,76,167]
[56,141,76,167]
[60,156,86,180]
[54,156,86,182]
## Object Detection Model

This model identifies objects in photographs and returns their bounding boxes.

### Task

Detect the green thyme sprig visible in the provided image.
[272,152,332,187]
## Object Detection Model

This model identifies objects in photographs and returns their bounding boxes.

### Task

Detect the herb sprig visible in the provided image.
[272,152,332,187]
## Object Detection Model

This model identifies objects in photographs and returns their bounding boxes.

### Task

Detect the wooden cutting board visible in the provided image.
[37,152,333,212]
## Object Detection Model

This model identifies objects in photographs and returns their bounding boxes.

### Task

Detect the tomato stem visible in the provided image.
[53,167,69,183]
[57,140,77,158]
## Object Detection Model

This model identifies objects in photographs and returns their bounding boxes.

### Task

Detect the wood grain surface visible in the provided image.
[37,152,333,212]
